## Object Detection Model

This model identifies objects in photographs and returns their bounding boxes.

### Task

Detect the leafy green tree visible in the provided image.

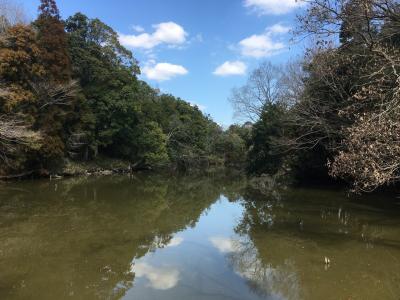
[247,104,286,175]
[65,13,141,159]
[215,124,250,167]
[133,121,169,167]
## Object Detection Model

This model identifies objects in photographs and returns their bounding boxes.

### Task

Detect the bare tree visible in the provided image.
[297,0,400,47]
[280,59,306,108]
[0,114,41,164]
[229,62,284,122]
[292,0,400,191]
[31,80,80,110]
[278,48,354,151]
[0,78,79,165]
[0,0,27,33]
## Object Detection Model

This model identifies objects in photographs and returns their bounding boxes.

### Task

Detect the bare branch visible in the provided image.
[230,62,284,122]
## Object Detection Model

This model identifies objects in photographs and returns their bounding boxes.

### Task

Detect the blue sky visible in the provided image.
[22,0,305,126]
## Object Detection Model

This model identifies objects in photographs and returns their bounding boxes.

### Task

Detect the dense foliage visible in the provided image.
[231,0,400,192]
[0,0,236,177]
[2,0,399,193]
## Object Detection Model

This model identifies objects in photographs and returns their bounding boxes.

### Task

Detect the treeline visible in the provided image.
[231,0,400,193]
[3,0,399,193]
[0,0,246,177]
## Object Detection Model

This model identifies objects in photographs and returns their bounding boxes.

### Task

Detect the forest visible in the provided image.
[0,0,242,176]
[1,0,400,193]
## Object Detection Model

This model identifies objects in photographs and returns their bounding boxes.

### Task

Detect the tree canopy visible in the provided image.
[0,1,231,177]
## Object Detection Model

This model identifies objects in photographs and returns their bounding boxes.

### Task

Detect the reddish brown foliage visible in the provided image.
[35,0,71,82]
[0,25,45,111]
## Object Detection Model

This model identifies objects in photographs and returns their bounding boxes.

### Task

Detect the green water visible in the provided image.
[0,174,399,300]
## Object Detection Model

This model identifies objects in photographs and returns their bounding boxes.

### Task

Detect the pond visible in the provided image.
[0,174,399,300]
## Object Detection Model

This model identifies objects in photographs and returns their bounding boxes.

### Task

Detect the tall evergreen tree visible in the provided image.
[35,0,71,82]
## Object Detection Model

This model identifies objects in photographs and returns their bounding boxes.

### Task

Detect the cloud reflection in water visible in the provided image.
[209,236,237,253]
[131,262,180,290]
[166,236,184,248]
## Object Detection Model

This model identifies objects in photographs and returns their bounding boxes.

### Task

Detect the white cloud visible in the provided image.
[119,22,187,49]
[213,61,247,76]
[152,22,187,44]
[143,62,188,81]
[119,32,156,49]
[267,24,291,35]
[238,24,291,58]
[166,236,184,247]
[132,25,145,33]
[132,262,180,290]
[244,0,304,15]
[210,236,237,253]
[239,34,284,58]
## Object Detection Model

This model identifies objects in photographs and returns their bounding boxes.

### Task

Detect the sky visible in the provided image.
[22,0,306,126]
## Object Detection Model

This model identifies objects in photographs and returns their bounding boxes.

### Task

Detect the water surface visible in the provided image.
[0,174,399,299]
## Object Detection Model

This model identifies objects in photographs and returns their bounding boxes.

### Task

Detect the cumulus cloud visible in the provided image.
[239,23,291,58]
[142,62,188,81]
[119,22,187,49]
[239,34,284,57]
[213,61,247,76]
[132,262,180,290]
[244,0,304,15]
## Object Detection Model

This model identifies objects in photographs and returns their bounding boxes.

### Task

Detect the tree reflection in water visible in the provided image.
[229,186,400,300]
[0,173,246,300]
[227,187,301,300]
[230,239,300,300]
[0,175,400,300]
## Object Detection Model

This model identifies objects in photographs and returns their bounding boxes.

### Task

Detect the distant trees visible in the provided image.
[215,124,251,167]
[229,62,284,122]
